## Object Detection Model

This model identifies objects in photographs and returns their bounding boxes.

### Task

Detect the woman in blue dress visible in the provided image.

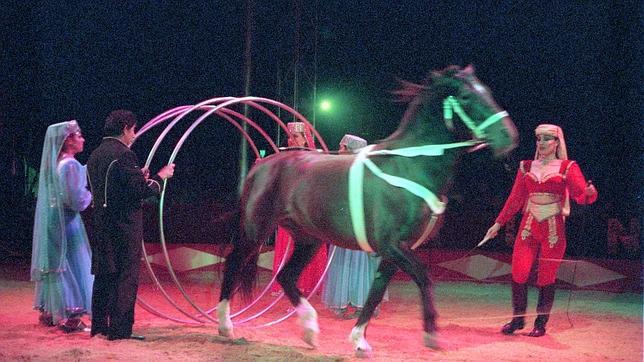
[322,134,387,318]
[31,120,93,332]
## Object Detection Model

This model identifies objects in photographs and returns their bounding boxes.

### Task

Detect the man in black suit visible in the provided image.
[87,109,174,340]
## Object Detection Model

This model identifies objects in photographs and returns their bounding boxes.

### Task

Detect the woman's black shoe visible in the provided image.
[528,315,548,337]
[501,317,525,335]
[59,318,88,333]
[528,325,546,337]
[107,334,145,341]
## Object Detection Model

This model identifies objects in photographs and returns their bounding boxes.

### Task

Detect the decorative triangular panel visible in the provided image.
[556,260,626,287]
[438,254,511,280]
[147,246,224,272]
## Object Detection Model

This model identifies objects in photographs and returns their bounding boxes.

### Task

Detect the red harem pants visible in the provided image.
[271,226,327,294]
[511,213,566,286]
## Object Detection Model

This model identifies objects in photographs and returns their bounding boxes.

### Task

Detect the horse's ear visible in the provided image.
[462,64,475,75]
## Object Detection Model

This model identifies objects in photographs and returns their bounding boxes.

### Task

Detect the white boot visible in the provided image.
[349,323,373,358]
[217,300,234,338]
[296,297,319,347]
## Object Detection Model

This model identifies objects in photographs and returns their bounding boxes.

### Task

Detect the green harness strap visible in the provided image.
[347,99,508,252]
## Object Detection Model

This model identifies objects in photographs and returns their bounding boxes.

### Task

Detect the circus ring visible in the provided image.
[0,99,640,360]
[132,96,345,328]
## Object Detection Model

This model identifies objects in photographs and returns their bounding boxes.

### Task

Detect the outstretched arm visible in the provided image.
[566,162,598,204]
[495,164,528,225]
[482,163,527,244]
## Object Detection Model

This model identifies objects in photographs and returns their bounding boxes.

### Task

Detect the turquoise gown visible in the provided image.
[32,123,93,326]
[322,246,387,311]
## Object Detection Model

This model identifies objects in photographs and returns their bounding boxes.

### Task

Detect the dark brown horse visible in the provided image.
[217,65,518,357]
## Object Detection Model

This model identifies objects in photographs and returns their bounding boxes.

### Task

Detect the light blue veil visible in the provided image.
[30,120,81,281]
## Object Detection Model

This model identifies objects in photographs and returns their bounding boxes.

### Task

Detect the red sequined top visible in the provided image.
[496,160,597,225]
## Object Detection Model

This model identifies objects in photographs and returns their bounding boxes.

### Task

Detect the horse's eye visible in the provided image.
[460,93,472,102]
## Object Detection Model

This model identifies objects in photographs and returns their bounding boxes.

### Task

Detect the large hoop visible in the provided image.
[135,97,331,327]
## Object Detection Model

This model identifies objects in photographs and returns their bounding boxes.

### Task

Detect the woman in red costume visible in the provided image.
[270,122,328,295]
[484,124,598,337]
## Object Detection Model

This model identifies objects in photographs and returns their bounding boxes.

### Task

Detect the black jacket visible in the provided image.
[87,138,162,274]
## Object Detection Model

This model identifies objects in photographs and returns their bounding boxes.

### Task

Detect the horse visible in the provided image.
[216,65,518,357]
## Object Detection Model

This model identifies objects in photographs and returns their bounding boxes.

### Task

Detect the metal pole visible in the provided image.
[239,0,254,193]
[312,0,318,128]
[292,0,300,119]
[276,65,282,146]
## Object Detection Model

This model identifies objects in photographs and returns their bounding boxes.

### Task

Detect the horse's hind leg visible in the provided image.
[276,241,323,304]
[219,245,246,302]
[350,258,398,358]
[277,240,324,347]
[389,246,440,349]
[217,244,248,338]
[218,206,276,338]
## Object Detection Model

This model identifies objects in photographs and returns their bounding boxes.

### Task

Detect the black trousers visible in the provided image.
[91,262,141,339]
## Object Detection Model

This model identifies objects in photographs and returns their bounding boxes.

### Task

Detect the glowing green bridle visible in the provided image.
[348,96,509,252]
[443,95,508,138]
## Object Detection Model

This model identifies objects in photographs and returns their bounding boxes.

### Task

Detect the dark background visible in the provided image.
[1,1,640,259]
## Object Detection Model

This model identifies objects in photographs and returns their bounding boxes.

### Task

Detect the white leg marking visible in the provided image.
[296,297,319,347]
[217,299,234,338]
[349,323,373,358]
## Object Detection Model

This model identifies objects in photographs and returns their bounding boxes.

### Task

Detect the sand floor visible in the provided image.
[0,263,641,361]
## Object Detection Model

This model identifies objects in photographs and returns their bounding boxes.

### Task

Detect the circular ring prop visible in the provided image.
[134,97,334,328]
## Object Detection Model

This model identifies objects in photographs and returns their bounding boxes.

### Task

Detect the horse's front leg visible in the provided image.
[390,246,440,349]
[277,242,323,347]
[350,258,397,358]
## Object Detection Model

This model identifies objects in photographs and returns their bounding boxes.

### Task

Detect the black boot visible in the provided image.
[528,284,556,337]
[529,315,548,337]
[501,281,527,335]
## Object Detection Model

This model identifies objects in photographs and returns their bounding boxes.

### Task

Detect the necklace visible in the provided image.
[539,156,556,165]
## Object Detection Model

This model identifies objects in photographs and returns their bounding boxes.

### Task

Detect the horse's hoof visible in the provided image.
[355,347,373,359]
[423,331,440,350]
[218,326,234,339]
[349,326,373,358]
[296,298,319,348]
[302,328,318,348]
[216,300,234,339]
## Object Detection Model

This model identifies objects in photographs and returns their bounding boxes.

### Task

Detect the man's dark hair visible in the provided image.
[104,109,137,137]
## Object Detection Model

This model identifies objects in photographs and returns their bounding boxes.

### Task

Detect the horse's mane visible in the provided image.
[385,66,464,142]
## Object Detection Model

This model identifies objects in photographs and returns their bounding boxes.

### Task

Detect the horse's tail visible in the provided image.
[235,223,261,302]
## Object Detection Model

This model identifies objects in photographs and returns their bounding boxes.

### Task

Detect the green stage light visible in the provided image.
[319,99,332,112]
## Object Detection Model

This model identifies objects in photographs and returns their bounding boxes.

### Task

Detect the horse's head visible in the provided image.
[393,65,518,157]
[436,65,518,156]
